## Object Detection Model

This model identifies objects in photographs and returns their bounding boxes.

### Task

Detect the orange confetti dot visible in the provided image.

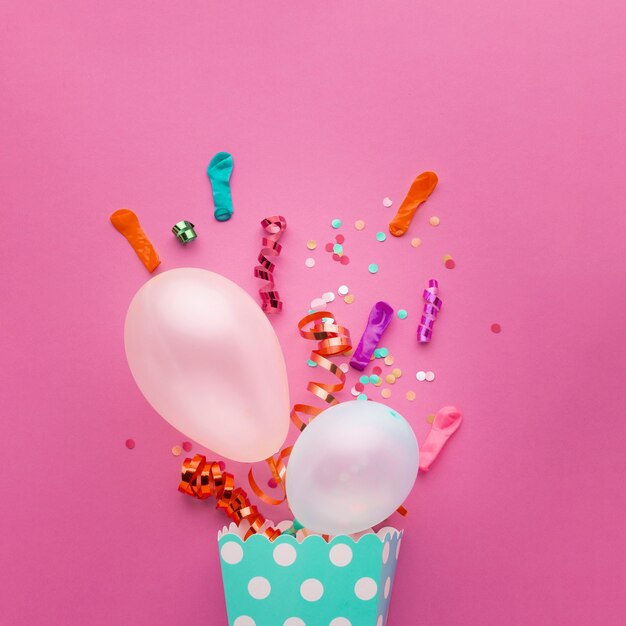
[384,355,394,366]
[429,216,440,227]
[344,294,355,304]
[392,368,402,378]
[354,220,366,230]
[385,374,396,384]
[411,238,422,248]
[381,388,392,399]
[306,239,317,250]
[374,378,382,387]
[406,391,416,401]
[171,445,182,456]
[426,413,436,424]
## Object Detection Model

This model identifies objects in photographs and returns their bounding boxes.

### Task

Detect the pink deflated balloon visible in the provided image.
[124,268,290,462]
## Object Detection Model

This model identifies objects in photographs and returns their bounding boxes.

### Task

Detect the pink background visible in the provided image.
[1,1,625,624]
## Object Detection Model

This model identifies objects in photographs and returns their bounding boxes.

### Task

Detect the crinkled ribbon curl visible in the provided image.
[179,454,281,541]
[254,216,286,313]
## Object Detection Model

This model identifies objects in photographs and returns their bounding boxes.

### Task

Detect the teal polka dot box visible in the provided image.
[218,520,402,626]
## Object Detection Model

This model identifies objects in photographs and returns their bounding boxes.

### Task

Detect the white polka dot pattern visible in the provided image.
[233,617,255,626]
[273,543,297,566]
[283,618,306,626]
[329,543,353,567]
[248,576,271,600]
[354,577,377,600]
[220,541,243,565]
[329,619,351,626]
[382,542,390,564]
[384,576,391,599]
[300,578,324,602]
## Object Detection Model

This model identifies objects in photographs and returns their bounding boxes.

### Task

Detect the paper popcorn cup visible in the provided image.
[218,522,403,626]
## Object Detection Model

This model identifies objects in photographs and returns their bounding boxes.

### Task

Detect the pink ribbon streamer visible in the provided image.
[419,406,463,472]
[417,279,442,343]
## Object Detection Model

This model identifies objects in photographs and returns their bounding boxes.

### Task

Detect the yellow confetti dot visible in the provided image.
[343,348,354,357]
[374,378,382,387]
[354,220,366,230]
[381,388,392,399]
[171,445,182,456]
[406,391,416,401]
[392,368,402,378]
[411,238,421,248]
[384,355,394,366]
[385,374,396,384]
[344,294,355,304]
[426,413,436,424]
[429,216,440,227]
[306,240,317,250]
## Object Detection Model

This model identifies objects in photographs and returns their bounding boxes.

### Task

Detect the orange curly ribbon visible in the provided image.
[179,454,281,541]
[254,216,286,313]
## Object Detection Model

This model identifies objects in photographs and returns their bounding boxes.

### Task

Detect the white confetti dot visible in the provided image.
[305,257,315,268]
[351,386,360,397]
[310,297,326,309]
[339,363,349,373]
[322,291,336,303]
[354,577,377,600]
[273,543,297,567]
[329,619,351,626]
[284,619,306,626]
[384,576,391,598]
[300,578,324,602]
[234,617,256,626]
[425,371,435,381]
[376,616,384,626]
[248,576,271,599]
[415,371,426,382]
[329,543,353,567]
[220,541,243,565]
[382,542,390,564]
[338,285,349,296]
[383,197,393,207]
[396,538,402,559]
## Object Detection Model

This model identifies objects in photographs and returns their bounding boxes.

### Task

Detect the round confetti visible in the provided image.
[322,291,336,303]
[333,243,344,254]
[376,232,386,242]
[325,243,334,252]
[336,234,345,244]
[384,355,394,366]
[410,237,422,248]
[351,386,360,397]
[445,258,456,269]
[340,255,350,265]
[310,298,326,309]
[267,477,277,489]
[306,240,317,250]
[171,445,182,456]
[373,378,382,387]
[125,439,135,450]
[425,371,435,382]
[354,220,366,230]
[359,375,370,385]
[427,413,436,424]
[379,347,389,358]
[307,359,317,367]
[332,253,341,261]
[339,363,349,373]
[406,391,416,401]
[357,393,368,401]
[491,323,502,334]
[392,368,402,378]
[416,371,426,381]
[370,374,380,384]
[331,219,342,229]
[385,374,396,384]
[429,216,440,227]
[373,366,382,375]
[305,257,315,268]
[381,389,392,399]
[338,285,349,296]
[344,294,355,304]
[355,382,365,392]
[397,309,408,319]
[383,197,393,207]
[182,441,192,452]
[368,263,379,274]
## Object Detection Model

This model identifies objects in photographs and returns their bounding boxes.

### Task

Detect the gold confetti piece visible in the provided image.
[385,374,396,384]
[354,220,366,230]
[429,216,440,227]
[392,367,402,378]
[384,355,395,366]
[381,388,392,399]
[426,413,436,424]
[171,445,182,456]
[374,378,382,387]
[307,240,317,250]
[411,238,422,248]
[344,294,355,304]
[443,254,453,261]
[406,391,416,401]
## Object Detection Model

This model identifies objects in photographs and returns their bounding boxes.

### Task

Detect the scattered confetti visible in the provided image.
[172,445,182,456]
[378,347,389,358]
[336,234,345,244]
[307,359,317,367]
[425,371,435,382]
[355,382,365,392]
[267,477,277,489]
[385,374,396,384]
[384,355,395,366]
[445,258,456,269]
[392,368,402,378]
[338,285,349,296]
[368,263,379,274]
[339,363,349,373]
[125,439,135,450]
[397,309,408,319]
[372,366,382,375]
[182,441,192,452]
[344,347,354,356]
[383,197,393,207]
[351,386,360,397]
[491,323,502,334]
[354,220,366,230]
[406,391,416,401]
[381,388,392,399]
[429,216,440,227]
[416,371,426,381]
[357,393,368,401]
[333,243,343,254]
[359,375,370,385]
[305,257,315,268]
[370,374,381,384]
[344,294,355,304]
[322,291,336,303]
[376,232,387,242]
[307,240,317,250]
[373,378,382,387]
[340,256,350,265]
[427,413,436,424]
[410,238,422,248]
[331,218,342,228]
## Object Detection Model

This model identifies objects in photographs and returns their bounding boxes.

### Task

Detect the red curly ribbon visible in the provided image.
[179,454,281,541]
[254,216,286,313]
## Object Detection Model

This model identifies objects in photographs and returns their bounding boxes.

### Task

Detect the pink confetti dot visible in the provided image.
[182,441,192,452]
[445,259,456,269]
[335,234,345,244]
[373,366,382,375]
[491,323,502,334]
[267,478,277,489]
[340,256,350,265]
[355,382,365,392]
[125,439,135,450]
[332,253,341,261]
[325,243,334,252]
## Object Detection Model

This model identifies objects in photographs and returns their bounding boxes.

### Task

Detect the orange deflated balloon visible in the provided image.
[388,171,438,237]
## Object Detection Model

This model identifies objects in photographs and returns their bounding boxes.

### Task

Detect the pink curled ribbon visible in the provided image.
[349,301,394,371]
[254,216,287,313]
[419,406,463,472]
[417,279,442,343]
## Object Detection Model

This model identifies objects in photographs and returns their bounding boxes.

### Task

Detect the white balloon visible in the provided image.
[286,401,418,535]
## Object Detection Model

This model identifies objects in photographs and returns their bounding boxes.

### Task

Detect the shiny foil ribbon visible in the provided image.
[179,454,281,541]
[417,279,442,343]
[254,216,287,313]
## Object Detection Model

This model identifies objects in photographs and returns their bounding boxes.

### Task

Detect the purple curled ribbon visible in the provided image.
[349,301,394,371]
[417,279,442,343]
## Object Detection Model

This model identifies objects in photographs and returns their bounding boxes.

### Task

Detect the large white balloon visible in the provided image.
[286,401,418,535]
